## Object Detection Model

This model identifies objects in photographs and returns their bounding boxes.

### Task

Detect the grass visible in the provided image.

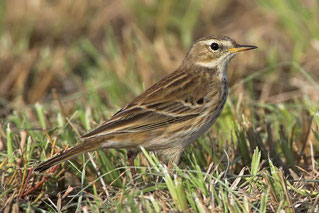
[1,0,319,212]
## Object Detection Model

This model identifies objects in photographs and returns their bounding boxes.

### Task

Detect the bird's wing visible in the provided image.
[82,70,216,138]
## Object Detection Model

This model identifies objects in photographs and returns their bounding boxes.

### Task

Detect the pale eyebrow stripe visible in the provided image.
[199,40,217,45]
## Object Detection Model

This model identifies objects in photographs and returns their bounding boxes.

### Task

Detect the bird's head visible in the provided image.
[182,35,257,77]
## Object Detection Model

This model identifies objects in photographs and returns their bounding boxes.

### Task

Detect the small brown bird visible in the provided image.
[35,35,256,172]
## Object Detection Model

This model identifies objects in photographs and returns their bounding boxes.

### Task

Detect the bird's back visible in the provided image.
[82,66,227,153]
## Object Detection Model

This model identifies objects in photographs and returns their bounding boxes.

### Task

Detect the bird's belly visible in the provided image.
[145,108,225,151]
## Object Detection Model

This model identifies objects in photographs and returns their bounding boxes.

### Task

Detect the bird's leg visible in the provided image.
[127,150,139,177]
[168,151,182,169]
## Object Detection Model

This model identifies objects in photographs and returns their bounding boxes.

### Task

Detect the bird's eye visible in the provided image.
[210,42,219,51]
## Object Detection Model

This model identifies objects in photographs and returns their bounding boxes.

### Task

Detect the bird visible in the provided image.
[35,35,257,172]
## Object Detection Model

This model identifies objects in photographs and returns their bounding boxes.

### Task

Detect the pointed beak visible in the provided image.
[228,44,257,52]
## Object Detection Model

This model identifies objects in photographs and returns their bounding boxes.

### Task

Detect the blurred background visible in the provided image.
[1,0,319,210]
[1,0,318,111]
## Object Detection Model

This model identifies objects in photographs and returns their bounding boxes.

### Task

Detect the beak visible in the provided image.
[228,44,257,52]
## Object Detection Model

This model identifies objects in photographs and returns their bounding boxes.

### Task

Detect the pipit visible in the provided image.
[35,35,256,172]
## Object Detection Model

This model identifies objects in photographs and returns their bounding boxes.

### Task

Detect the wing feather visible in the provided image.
[82,69,217,139]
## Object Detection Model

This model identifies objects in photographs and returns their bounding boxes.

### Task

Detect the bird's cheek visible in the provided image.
[203,55,215,63]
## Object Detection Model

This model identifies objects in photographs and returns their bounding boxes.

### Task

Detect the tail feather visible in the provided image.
[35,141,102,172]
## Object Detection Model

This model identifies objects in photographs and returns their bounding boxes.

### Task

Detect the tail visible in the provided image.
[35,140,102,172]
